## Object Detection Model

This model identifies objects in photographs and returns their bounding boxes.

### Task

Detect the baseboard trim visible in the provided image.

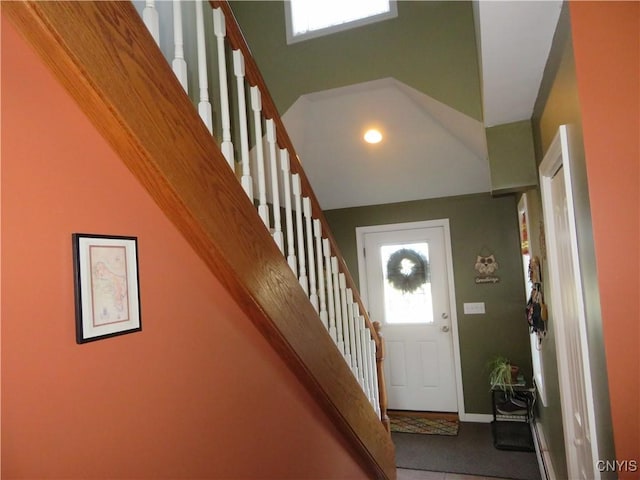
[459,413,493,423]
[532,420,556,480]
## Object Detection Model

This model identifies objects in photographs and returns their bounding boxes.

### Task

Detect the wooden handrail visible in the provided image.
[210,1,380,347]
[3,1,394,478]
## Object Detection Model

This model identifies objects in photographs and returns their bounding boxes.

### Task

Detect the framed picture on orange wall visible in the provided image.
[72,233,142,343]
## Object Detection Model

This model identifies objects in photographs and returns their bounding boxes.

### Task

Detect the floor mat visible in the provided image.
[389,415,459,436]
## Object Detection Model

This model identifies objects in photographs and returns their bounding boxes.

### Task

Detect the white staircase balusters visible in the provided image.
[135,1,387,427]
[194,0,213,133]
[323,239,338,343]
[233,50,252,199]
[362,323,372,405]
[346,289,359,376]
[281,150,297,274]
[339,273,352,368]
[353,303,366,389]
[292,174,308,295]
[313,220,328,330]
[331,257,345,355]
[212,8,234,168]
[370,335,381,416]
[266,120,284,252]
[365,327,378,409]
[359,316,373,402]
[172,0,188,93]
[303,198,319,312]
[143,0,160,45]
[251,87,269,228]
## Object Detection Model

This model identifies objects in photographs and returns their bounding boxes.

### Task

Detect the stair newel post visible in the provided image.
[359,315,372,401]
[346,289,358,376]
[233,50,252,199]
[339,273,352,368]
[212,8,234,167]
[373,321,390,433]
[250,86,269,228]
[280,150,296,274]
[331,257,345,355]
[303,198,319,312]
[323,239,338,343]
[143,0,160,45]
[266,120,284,253]
[313,220,329,330]
[172,0,188,93]
[292,174,308,295]
[194,0,213,133]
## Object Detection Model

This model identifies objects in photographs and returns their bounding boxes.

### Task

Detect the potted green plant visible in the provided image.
[487,355,519,393]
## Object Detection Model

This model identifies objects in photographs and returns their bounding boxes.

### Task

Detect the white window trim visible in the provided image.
[284,1,398,45]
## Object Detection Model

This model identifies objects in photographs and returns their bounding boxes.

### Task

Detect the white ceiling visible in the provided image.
[284,78,490,210]
[476,0,562,127]
[281,0,563,211]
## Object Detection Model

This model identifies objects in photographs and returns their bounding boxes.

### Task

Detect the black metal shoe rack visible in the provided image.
[491,385,536,451]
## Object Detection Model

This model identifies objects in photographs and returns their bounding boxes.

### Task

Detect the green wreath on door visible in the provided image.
[386,248,430,294]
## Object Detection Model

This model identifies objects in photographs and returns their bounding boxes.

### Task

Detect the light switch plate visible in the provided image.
[463,302,485,314]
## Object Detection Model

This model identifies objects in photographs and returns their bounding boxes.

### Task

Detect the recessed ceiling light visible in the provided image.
[364,129,383,144]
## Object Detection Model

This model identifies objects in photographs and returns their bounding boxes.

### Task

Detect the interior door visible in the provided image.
[551,168,594,478]
[540,125,599,480]
[361,222,458,412]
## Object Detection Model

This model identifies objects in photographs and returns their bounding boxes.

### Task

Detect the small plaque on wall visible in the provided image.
[474,252,500,284]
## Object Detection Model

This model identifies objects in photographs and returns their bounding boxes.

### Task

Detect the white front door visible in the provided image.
[358,220,458,412]
[540,125,599,480]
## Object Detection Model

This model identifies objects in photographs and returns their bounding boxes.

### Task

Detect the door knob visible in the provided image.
[441,326,450,332]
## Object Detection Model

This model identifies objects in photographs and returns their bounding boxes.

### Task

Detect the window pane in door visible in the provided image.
[380,242,433,324]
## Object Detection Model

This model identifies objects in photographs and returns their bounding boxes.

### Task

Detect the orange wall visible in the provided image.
[570,1,640,468]
[1,16,367,479]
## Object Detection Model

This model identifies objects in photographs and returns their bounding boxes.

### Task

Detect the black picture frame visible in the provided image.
[72,233,142,343]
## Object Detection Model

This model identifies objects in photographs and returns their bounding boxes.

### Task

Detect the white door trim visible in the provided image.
[356,219,465,416]
[518,193,549,407]
[539,124,600,479]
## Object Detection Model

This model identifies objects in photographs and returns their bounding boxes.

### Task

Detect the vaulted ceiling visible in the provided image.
[275,1,562,210]
[283,78,489,210]
[227,1,563,211]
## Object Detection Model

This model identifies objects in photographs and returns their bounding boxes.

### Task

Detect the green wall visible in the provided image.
[324,193,532,415]
[528,10,575,479]
[486,119,538,194]
[529,3,615,477]
[229,1,482,120]
[519,189,567,479]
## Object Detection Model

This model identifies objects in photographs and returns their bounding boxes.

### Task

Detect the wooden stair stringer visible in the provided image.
[2,2,397,479]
